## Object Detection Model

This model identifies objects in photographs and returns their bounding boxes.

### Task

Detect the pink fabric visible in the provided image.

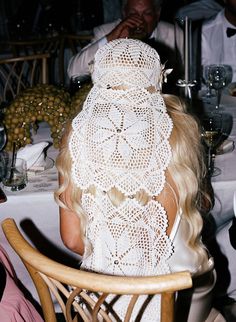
[0,245,44,322]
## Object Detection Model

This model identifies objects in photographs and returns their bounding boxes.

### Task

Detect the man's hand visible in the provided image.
[106,15,146,42]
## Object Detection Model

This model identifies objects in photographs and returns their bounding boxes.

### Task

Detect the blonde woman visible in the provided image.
[55,38,217,321]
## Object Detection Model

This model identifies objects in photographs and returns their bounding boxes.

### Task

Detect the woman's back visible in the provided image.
[56,38,215,322]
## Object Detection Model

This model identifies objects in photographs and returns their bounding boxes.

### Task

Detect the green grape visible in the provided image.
[3,83,92,151]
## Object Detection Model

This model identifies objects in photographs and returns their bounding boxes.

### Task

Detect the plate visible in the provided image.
[216,139,235,155]
[28,157,54,174]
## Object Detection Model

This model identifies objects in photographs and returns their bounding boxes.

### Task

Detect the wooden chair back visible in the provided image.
[1,34,92,86]
[1,218,193,322]
[0,53,49,105]
[5,37,60,57]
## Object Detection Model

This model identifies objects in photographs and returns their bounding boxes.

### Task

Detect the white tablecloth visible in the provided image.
[0,123,80,310]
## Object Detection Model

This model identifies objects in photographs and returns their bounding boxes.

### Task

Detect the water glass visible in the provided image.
[70,75,91,95]
[2,157,27,192]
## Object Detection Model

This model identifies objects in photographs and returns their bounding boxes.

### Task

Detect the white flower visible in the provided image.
[159,63,173,90]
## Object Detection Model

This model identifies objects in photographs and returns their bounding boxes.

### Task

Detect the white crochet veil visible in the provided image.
[70,38,173,196]
[69,38,174,275]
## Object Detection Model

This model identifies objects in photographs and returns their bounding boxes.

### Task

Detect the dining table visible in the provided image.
[0,90,236,311]
[0,122,80,311]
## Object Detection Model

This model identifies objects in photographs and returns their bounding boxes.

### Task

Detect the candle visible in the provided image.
[189,19,192,80]
[184,16,189,87]
[184,16,192,98]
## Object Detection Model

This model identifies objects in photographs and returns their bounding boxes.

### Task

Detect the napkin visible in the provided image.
[17,142,49,170]
[216,139,235,155]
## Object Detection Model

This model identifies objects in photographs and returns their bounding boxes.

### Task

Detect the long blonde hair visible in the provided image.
[55,93,209,264]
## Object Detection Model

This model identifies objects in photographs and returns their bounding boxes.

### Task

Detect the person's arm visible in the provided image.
[58,125,85,256]
[67,21,119,78]
[106,15,145,41]
[59,179,85,256]
[67,39,102,78]
[67,16,145,78]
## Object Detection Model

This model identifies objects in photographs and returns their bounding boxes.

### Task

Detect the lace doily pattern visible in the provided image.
[81,193,173,276]
[69,87,173,196]
[92,38,162,90]
[69,39,174,321]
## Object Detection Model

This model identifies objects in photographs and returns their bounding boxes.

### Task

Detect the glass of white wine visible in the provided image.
[201,113,223,177]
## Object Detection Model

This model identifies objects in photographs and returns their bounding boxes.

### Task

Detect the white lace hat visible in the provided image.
[69,38,173,197]
[91,38,164,90]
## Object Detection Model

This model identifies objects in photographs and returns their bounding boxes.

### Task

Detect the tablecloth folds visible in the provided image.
[217,139,235,155]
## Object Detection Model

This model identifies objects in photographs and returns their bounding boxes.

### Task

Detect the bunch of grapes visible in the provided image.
[3,84,91,151]
[70,82,92,112]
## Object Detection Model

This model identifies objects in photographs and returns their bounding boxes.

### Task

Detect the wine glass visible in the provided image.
[69,75,91,96]
[201,113,223,177]
[202,65,214,98]
[223,64,233,86]
[208,64,233,111]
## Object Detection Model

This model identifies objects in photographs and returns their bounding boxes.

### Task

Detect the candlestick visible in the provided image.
[184,16,189,89]
[176,16,196,101]
[184,17,193,97]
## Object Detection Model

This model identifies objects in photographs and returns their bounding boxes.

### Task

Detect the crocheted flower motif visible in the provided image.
[81,194,173,276]
[92,106,150,164]
[69,87,172,196]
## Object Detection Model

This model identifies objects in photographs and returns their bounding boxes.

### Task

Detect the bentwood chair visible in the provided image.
[1,218,192,322]
[4,37,60,84]
[1,34,92,85]
[0,53,49,105]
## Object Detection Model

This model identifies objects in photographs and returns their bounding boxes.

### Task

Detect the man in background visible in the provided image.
[67,0,183,93]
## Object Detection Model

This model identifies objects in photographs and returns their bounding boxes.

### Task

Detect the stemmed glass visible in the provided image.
[208,64,233,111]
[202,65,214,98]
[201,113,223,177]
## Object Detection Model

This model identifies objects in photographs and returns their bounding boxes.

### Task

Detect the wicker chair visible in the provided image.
[1,218,192,322]
[0,53,49,105]
[1,34,92,86]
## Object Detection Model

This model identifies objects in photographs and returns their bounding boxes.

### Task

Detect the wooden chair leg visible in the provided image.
[161,292,174,322]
